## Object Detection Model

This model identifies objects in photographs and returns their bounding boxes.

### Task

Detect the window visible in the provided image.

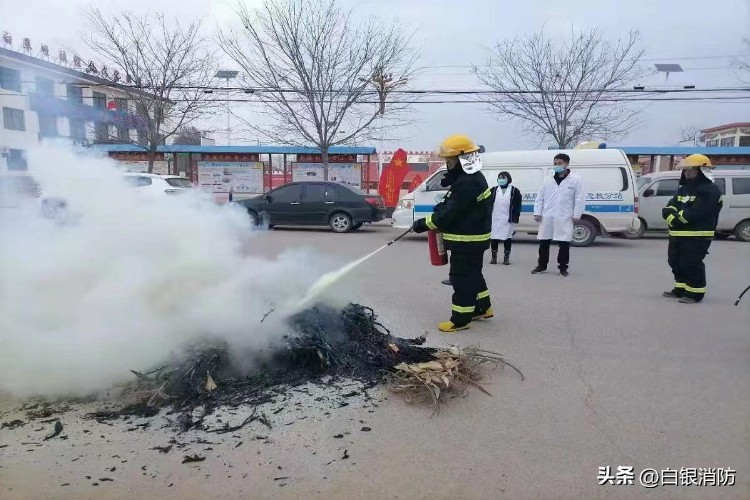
[35,77,54,96]
[166,178,193,188]
[95,122,109,141]
[740,136,750,147]
[713,178,726,195]
[117,127,130,142]
[92,91,106,109]
[67,84,83,103]
[0,66,21,92]
[637,177,652,191]
[576,167,626,192]
[654,179,680,197]
[425,170,448,191]
[70,120,86,141]
[115,98,128,112]
[303,184,327,202]
[720,137,736,147]
[137,128,147,146]
[3,107,25,131]
[706,140,719,147]
[271,184,303,202]
[123,176,152,187]
[39,114,58,138]
[731,177,750,195]
[7,149,28,171]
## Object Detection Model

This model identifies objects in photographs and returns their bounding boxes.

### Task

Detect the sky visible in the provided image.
[1,0,749,151]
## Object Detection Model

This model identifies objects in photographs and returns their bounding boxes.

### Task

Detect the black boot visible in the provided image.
[490,251,498,265]
[502,251,510,265]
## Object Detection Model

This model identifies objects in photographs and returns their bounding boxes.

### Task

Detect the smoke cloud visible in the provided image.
[0,143,341,398]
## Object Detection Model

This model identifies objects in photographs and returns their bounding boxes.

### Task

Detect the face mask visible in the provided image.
[498,179,508,187]
[553,165,566,174]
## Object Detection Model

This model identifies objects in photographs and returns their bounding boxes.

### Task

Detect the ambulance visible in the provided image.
[392,149,640,246]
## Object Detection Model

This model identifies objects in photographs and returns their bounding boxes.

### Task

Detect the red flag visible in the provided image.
[106,99,117,110]
[408,174,423,193]
[378,148,409,207]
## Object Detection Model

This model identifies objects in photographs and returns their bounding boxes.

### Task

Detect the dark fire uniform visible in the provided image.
[662,169,722,302]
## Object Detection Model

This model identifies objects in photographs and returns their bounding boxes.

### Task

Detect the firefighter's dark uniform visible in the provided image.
[662,169,722,302]
[414,167,493,329]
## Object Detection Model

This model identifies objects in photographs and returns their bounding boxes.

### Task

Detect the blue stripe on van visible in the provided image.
[415,204,633,214]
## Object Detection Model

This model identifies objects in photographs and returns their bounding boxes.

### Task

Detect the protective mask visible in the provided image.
[498,179,508,187]
[553,166,566,174]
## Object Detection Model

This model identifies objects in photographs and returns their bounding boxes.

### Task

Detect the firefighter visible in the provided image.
[661,154,723,304]
[412,134,493,332]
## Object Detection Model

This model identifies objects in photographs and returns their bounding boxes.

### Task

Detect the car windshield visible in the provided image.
[636,177,652,190]
[166,178,193,188]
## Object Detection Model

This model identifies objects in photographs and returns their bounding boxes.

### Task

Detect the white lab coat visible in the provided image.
[533,172,585,241]
[491,187,514,240]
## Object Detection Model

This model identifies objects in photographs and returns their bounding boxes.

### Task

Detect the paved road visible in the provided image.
[2,224,748,499]
[250,224,750,499]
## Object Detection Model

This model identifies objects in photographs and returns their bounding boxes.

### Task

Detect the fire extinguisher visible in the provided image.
[428,230,448,266]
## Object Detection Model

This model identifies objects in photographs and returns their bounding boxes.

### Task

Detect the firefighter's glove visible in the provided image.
[662,206,677,220]
[412,218,429,234]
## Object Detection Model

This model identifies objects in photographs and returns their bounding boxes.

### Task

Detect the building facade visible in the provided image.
[699,123,750,148]
[1,46,154,174]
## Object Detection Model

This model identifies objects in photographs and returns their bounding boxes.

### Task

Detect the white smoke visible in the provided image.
[0,143,341,398]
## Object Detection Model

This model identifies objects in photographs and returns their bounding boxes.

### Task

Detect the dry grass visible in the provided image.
[386,345,524,415]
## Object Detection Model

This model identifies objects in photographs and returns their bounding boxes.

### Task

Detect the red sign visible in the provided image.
[201,153,259,162]
[378,148,409,207]
[408,174,423,193]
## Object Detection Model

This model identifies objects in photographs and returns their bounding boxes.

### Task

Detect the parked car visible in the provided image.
[625,170,750,242]
[122,173,194,195]
[238,181,386,233]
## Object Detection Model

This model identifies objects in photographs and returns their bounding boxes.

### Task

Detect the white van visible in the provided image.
[626,170,750,242]
[393,149,640,246]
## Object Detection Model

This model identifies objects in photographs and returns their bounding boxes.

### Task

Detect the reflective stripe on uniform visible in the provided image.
[425,214,437,230]
[677,210,688,224]
[443,232,491,242]
[684,284,707,293]
[677,195,696,202]
[668,230,714,237]
[477,290,490,299]
[476,188,492,202]
[674,282,686,289]
[451,304,475,313]
[666,214,676,226]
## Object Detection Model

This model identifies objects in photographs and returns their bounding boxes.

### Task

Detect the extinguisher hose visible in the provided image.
[386,227,414,246]
[735,284,750,306]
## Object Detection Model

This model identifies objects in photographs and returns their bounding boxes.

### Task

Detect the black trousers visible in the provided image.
[538,240,570,270]
[667,237,712,300]
[490,239,512,254]
[449,250,491,326]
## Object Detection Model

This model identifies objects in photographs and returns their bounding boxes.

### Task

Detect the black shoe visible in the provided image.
[441,279,452,286]
[503,252,510,265]
[679,296,699,304]
[490,252,498,265]
[531,266,546,274]
[663,290,681,298]
[560,269,569,277]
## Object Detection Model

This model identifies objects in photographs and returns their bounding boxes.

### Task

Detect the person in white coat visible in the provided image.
[531,153,585,277]
[489,171,522,265]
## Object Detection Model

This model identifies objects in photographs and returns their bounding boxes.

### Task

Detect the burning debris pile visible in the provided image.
[90,304,522,425]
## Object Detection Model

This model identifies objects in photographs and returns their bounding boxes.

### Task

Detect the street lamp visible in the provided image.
[215,70,239,145]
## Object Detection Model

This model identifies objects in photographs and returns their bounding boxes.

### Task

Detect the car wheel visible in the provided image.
[248,210,259,226]
[329,212,352,233]
[571,219,597,247]
[351,222,363,231]
[734,220,750,242]
[623,218,646,239]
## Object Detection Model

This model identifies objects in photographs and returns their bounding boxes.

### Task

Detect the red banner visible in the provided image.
[408,174,423,193]
[378,148,409,207]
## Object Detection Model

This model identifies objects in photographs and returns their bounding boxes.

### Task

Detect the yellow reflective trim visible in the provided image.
[684,285,706,293]
[477,290,490,299]
[425,214,437,230]
[443,233,491,242]
[674,282,686,289]
[668,230,715,237]
[677,195,696,202]
[666,214,675,226]
[477,188,492,202]
[451,304,475,313]
[677,210,688,224]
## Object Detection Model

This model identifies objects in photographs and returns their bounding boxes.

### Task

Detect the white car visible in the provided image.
[122,173,194,195]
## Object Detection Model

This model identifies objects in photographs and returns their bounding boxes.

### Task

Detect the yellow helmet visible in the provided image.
[437,134,480,158]
[678,154,713,169]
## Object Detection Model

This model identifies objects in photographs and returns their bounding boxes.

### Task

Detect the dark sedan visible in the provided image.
[238,182,386,232]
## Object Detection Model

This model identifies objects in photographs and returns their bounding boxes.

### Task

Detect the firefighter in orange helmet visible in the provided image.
[412,134,493,332]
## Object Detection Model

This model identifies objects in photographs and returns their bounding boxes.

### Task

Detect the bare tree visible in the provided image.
[86,9,217,172]
[172,126,206,145]
[678,124,701,145]
[219,0,416,178]
[735,38,750,83]
[474,29,647,148]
